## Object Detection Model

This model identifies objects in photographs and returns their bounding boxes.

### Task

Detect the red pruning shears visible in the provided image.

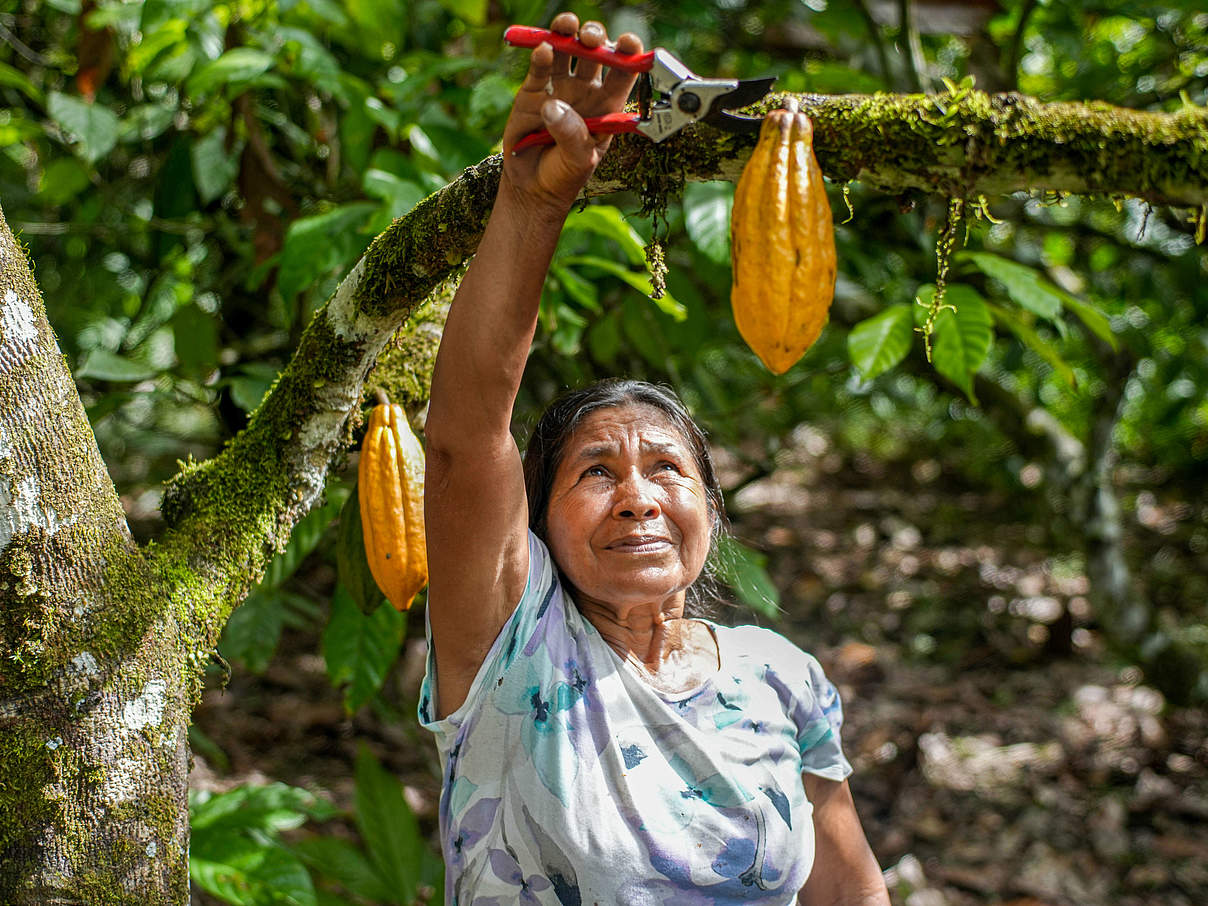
[504,25,775,151]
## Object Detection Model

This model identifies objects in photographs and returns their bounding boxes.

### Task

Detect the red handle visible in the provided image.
[512,112,642,152]
[504,25,654,73]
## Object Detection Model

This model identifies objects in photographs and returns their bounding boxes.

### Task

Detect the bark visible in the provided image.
[0,206,191,902]
[0,86,1204,903]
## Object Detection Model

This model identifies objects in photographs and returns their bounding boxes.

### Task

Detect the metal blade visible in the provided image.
[710,77,776,113]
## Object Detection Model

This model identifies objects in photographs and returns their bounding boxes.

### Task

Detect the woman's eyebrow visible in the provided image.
[573,443,618,461]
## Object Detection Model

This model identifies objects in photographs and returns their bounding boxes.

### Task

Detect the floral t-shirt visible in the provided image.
[419,532,851,905]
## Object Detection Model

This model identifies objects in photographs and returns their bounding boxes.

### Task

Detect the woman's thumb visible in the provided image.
[540,99,593,156]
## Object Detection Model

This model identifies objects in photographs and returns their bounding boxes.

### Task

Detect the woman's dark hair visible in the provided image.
[522,378,730,619]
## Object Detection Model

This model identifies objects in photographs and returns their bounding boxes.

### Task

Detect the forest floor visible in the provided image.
[190,430,1208,906]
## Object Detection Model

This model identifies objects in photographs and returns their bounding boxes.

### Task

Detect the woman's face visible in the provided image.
[544,403,712,613]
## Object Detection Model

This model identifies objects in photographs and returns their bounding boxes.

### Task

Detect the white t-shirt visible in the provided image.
[420,532,851,905]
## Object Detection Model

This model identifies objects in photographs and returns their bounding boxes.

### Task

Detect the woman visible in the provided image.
[420,13,890,904]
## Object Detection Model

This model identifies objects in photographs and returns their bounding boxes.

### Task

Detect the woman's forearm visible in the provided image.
[425,178,571,451]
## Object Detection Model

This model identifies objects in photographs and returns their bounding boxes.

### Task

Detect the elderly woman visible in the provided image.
[419,13,890,905]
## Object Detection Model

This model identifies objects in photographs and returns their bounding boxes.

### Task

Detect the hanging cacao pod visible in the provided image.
[730,103,836,374]
[358,400,428,611]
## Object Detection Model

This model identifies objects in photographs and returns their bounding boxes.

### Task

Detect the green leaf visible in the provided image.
[119,102,177,143]
[587,308,623,366]
[171,303,219,375]
[323,585,404,714]
[291,837,394,904]
[47,91,119,164]
[335,485,385,614]
[188,47,275,96]
[0,61,43,103]
[621,296,671,366]
[38,157,91,205]
[922,284,994,401]
[276,203,376,302]
[438,0,488,25]
[714,535,781,619]
[219,591,285,674]
[561,255,685,320]
[354,745,423,898]
[75,349,159,382]
[550,264,601,313]
[362,169,426,220]
[1060,293,1118,350]
[190,834,316,906]
[190,784,331,835]
[562,205,647,265]
[959,252,1062,322]
[848,304,913,380]
[987,301,1078,387]
[468,72,516,127]
[226,363,280,413]
[191,127,240,204]
[682,181,734,265]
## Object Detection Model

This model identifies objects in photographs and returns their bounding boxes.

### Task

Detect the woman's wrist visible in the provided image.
[494,171,579,235]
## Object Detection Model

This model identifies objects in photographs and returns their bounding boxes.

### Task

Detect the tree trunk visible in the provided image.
[0,86,1203,903]
[0,205,193,901]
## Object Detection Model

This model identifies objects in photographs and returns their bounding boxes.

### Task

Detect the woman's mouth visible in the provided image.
[608,535,671,554]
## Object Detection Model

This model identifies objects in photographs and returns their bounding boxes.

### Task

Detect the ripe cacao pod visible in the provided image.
[730,104,836,374]
[358,401,428,611]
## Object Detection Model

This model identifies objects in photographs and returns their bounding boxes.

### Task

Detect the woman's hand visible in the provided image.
[499,12,643,215]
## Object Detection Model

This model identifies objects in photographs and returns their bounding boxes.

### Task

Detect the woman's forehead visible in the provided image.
[564,403,691,452]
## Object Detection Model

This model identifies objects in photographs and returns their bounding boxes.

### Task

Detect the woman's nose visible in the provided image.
[612,475,660,519]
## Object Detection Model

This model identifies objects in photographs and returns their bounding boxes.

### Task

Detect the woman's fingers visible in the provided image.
[601,31,643,107]
[548,11,578,81]
[571,20,605,85]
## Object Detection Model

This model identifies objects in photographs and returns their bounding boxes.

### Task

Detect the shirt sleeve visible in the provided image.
[417,531,560,738]
[747,626,853,782]
[794,652,852,781]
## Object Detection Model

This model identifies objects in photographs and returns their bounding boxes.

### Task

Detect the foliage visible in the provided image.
[190,748,441,906]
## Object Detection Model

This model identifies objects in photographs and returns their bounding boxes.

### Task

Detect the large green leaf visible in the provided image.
[683,181,734,266]
[562,205,647,266]
[714,535,781,619]
[47,92,119,164]
[190,834,316,906]
[438,0,488,25]
[276,203,376,302]
[335,485,385,614]
[190,784,333,834]
[917,284,994,401]
[187,47,275,96]
[987,301,1078,387]
[354,745,423,899]
[0,61,43,103]
[561,255,685,320]
[291,836,394,904]
[191,127,240,204]
[38,157,91,205]
[848,304,913,380]
[171,303,219,375]
[960,252,1060,319]
[219,591,286,674]
[323,586,405,713]
[75,349,159,382]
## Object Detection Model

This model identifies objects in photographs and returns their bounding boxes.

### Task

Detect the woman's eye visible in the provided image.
[655,462,680,473]
[584,465,608,478]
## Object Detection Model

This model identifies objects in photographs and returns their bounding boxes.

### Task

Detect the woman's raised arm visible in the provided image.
[423,14,642,717]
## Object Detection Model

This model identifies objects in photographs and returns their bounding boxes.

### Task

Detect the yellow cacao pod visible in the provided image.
[730,106,836,374]
[358,401,428,611]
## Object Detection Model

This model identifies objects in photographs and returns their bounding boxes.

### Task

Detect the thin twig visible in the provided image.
[1005,0,1041,93]
[852,0,894,88]
[897,0,926,93]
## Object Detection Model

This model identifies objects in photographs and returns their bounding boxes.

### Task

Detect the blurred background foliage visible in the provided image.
[3,0,1208,902]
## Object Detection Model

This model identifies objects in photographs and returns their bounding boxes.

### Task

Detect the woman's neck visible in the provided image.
[575,595,719,694]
